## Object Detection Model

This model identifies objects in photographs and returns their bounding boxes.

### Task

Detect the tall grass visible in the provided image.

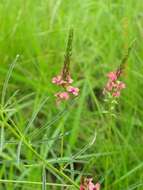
[0,0,143,189]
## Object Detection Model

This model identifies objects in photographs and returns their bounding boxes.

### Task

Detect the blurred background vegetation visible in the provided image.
[0,0,143,189]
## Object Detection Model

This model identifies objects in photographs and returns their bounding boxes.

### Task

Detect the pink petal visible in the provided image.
[55,92,69,100]
[88,182,95,190]
[67,86,79,96]
[107,71,117,81]
[118,81,126,89]
[60,92,69,100]
[80,185,85,190]
[112,91,120,97]
[52,75,62,85]
[86,179,101,190]
[94,183,101,190]
[106,81,115,91]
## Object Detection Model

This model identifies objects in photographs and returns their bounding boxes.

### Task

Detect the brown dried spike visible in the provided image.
[116,40,135,78]
[62,28,74,80]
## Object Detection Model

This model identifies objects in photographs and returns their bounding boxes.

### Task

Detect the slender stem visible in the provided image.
[0,111,5,151]
[0,179,73,187]
[60,123,64,171]
[0,127,4,149]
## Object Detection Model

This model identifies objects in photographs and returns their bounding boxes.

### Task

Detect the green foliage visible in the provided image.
[0,0,143,189]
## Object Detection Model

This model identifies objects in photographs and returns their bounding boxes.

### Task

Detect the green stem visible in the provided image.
[0,179,73,187]
[60,123,64,171]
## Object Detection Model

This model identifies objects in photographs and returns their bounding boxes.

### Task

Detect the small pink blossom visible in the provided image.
[112,91,120,97]
[106,81,115,91]
[67,86,79,96]
[117,81,126,90]
[94,183,100,190]
[55,92,69,100]
[80,178,100,190]
[107,71,117,81]
[52,75,73,86]
[88,179,96,190]
[52,75,62,85]
[88,179,100,190]
[80,185,85,190]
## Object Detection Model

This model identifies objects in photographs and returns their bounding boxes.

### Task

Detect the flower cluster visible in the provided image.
[80,178,100,190]
[52,74,79,104]
[52,28,79,104]
[103,71,126,97]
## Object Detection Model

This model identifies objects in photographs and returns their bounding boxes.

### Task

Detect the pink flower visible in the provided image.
[106,81,115,91]
[117,81,126,90]
[88,180,95,190]
[52,75,62,85]
[88,179,100,190]
[52,74,74,87]
[67,86,79,96]
[80,178,100,190]
[107,71,117,81]
[112,91,120,97]
[94,183,100,190]
[55,92,69,100]
[80,185,85,190]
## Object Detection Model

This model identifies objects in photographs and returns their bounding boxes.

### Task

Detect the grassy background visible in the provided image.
[0,0,143,189]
